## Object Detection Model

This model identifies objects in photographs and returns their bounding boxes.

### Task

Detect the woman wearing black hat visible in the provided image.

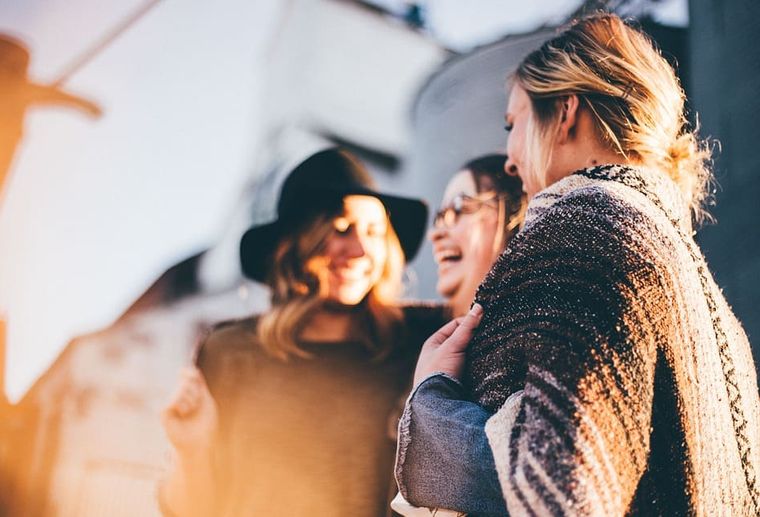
[159,148,446,517]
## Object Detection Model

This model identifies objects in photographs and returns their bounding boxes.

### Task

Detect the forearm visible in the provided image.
[396,374,507,516]
[159,450,217,517]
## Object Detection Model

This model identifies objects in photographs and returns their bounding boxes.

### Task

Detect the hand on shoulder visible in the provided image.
[161,367,219,457]
[413,304,483,387]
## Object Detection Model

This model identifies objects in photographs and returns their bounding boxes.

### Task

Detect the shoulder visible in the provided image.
[400,302,449,323]
[399,302,450,338]
[204,316,259,347]
[521,167,683,254]
[531,181,641,230]
[195,316,260,381]
[479,176,671,340]
[512,179,666,273]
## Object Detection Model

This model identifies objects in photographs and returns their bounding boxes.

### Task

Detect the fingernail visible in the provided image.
[471,303,483,315]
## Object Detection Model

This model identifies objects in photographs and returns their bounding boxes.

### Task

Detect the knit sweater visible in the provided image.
[466,165,760,516]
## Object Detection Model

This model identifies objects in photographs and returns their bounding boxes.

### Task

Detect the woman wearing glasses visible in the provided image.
[391,155,526,517]
[429,154,525,318]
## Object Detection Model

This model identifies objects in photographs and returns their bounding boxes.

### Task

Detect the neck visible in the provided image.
[547,108,636,187]
[298,303,361,342]
[550,147,631,187]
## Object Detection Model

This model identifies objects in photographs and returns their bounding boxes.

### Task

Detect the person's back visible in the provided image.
[395,14,760,516]
[467,164,760,514]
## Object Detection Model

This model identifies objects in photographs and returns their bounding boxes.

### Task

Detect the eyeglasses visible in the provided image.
[432,192,503,229]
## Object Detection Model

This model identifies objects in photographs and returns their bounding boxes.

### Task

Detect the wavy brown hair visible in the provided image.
[256,206,405,361]
[514,13,713,223]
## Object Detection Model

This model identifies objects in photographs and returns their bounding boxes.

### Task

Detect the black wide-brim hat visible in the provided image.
[240,148,428,283]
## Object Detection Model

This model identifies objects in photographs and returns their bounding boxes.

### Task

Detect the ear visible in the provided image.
[556,94,580,144]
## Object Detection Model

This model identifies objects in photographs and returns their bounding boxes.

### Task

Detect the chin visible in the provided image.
[436,279,460,300]
[331,286,372,306]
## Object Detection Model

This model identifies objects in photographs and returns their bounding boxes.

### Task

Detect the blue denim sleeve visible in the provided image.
[395,374,508,517]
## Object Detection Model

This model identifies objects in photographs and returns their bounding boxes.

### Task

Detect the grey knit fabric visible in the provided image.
[467,165,760,516]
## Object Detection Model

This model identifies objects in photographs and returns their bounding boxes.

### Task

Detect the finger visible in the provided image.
[169,388,193,413]
[184,391,203,413]
[162,398,189,421]
[180,367,203,381]
[176,390,203,418]
[425,318,462,348]
[458,303,483,331]
[171,378,198,404]
[441,303,483,353]
[185,367,211,392]
[178,369,210,397]
[175,399,191,418]
[166,376,200,412]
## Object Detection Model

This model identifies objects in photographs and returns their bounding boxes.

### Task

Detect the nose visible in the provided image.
[344,230,367,259]
[504,155,519,177]
[428,224,447,244]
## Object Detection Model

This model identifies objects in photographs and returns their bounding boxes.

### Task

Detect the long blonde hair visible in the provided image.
[256,207,405,361]
[515,13,713,223]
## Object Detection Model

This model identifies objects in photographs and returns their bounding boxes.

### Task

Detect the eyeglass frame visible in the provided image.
[432,191,506,229]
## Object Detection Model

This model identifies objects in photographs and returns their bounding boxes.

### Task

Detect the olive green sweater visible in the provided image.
[198,304,446,517]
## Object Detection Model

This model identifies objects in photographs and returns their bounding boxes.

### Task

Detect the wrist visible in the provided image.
[410,371,464,399]
[413,366,462,389]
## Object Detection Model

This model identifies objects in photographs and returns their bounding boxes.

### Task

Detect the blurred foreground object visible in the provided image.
[0,34,101,199]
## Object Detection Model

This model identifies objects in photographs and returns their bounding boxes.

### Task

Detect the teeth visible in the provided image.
[436,250,462,262]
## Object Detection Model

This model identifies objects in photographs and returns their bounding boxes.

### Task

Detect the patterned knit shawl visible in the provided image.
[466,165,760,515]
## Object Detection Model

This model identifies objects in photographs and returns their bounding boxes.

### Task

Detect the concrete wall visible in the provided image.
[690,0,760,370]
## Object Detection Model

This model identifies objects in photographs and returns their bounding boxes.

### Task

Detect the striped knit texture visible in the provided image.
[467,165,760,516]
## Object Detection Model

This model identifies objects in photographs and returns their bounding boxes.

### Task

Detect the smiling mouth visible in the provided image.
[332,268,370,281]
[435,250,462,266]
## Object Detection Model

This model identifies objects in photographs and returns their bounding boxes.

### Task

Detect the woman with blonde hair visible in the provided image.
[159,148,446,516]
[397,13,760,516]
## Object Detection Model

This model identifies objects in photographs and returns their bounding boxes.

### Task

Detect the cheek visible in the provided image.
[305,255,329,281]
[453,221,483,254]
[462,219,498,261]
[507,131,523,163]
[446,223,469,250]
[367,241,387,271]
[321,236,340,262]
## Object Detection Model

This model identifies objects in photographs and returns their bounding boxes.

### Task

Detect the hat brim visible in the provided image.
[239,220,285,283]
[240,188,428,283]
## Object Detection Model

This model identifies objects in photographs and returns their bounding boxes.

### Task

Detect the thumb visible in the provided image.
[441,303,483,353]
[425,317,464,348]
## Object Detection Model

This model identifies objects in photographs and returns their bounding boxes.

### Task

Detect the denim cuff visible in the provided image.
[396,373,465,497]
[394,374,507,516]
[412,372,465,399]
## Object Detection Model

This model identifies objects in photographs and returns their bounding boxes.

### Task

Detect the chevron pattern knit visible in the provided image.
[467,165,760,516]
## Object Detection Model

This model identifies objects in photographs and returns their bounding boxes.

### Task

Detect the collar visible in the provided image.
[524,164,692,235]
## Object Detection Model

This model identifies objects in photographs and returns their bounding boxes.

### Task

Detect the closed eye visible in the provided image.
[366,224,387,238]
